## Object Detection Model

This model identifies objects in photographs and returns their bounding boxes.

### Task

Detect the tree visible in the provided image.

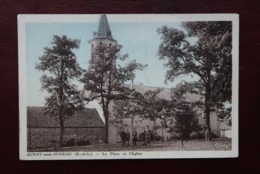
[156,99,171,142]
[113,90,144,134]
[174,107,198,146]
[170,87,201,146]
[157,21,232,138]
[82,44,146,143]
[36,35,84,148]
[217,102,232,126]
[141,89,175,142]
[142,89,163,133]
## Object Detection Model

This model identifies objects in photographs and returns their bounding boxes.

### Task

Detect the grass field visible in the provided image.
[34,139,232,152]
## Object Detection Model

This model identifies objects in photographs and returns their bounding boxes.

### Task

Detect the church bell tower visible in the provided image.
[89,14,117,64]
[83,14,117,123]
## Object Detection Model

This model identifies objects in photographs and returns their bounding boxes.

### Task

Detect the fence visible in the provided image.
[27,125,105,151]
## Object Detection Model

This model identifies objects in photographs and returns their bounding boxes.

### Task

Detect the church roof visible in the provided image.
[27,107,104,128]
[124,84,172,100]
[124,84,202,102]
[96,14,113,39]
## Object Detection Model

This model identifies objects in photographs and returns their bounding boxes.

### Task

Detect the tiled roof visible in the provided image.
[96,14,113,39]
[27,107,104,127]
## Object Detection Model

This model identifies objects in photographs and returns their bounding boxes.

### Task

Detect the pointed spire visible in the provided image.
[96,14,113,39]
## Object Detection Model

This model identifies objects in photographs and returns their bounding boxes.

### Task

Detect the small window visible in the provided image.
[99,42,103,45]
[109,43,112,48]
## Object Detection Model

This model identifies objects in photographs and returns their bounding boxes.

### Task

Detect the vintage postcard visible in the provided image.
[18,14,239,160]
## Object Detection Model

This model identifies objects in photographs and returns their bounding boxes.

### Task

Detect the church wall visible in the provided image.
[108,101,222,143]
[89,38,117,57]
[107,101,162,143]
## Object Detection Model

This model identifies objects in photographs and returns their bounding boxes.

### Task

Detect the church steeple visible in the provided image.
[96,14,113,39]
[88,14,117,64]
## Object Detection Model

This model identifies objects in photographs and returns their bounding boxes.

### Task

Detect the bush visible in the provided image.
[77,138,91,146]
[154,135,162,141]
[190,131,205,139]
[64,137,76,147]
[210,132,220,139]
[63,137,91,147]
[219,137,231,141]
[170,133,181,140]
[169,131,205,140]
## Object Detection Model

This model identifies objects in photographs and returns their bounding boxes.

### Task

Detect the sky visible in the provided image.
[25,15,198,107]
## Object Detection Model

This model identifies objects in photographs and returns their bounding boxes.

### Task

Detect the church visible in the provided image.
[84,14,232,143]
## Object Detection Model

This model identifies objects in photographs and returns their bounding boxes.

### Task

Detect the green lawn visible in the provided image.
[36,139,232,152]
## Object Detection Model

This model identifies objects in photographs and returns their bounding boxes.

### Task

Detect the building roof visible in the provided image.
[128,84,172,100]
[124,84,202,102]
[27,107,104,128]
[219,121,231,130]
[96,14,113,39]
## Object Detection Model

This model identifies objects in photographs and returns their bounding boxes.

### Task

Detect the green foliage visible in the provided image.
[113,90,145,130]
[141,88,163,121]
[217,103,232,126]
[36,35,84,147]
[36,35,84,122]
[63,137,91,147]
[173,105,201,140]
[157,21,232,128]
[83,44,146,103]
[82,44,146,143]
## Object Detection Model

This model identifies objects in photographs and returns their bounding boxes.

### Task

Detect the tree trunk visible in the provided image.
[161,122,164,143]
[205,92,211,141]
[60,120,64,148]
[181,124,184,146]
[153,117,157,135]
[59,58,64,148]
[104,110,109,144]
[131,117,134,134]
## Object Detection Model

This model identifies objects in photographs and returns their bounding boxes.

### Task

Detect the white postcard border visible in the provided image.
[18,14,239,160]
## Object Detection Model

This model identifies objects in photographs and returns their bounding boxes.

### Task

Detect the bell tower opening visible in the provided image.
[88,14,117,65]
